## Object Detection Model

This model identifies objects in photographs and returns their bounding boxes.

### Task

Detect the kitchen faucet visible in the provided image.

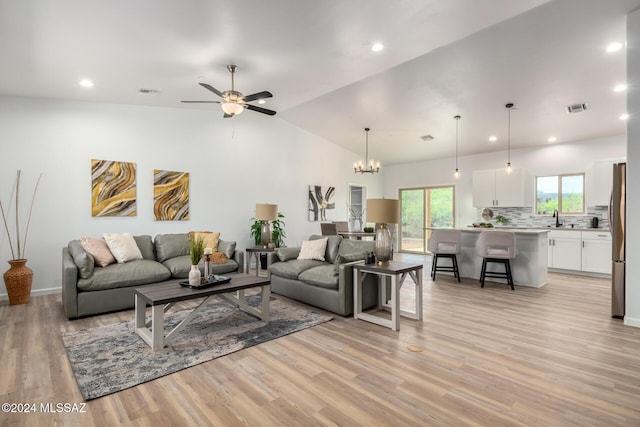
[552,209,562,227]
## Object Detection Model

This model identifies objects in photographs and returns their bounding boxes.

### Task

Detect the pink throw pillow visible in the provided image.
[80,237,116,267]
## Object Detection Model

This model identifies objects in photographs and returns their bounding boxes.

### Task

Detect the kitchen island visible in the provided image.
[454,228,549,288]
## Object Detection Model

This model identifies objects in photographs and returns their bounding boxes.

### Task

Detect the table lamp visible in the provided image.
[255,203,278,248]
[366,198,400,265]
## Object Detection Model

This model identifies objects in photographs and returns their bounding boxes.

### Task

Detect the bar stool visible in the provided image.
[475,230,516,290]
[427,229,461,282]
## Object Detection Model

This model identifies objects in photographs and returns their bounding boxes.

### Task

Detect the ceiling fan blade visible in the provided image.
[243,91,273,103]
[181,100,220,103]
[246,104,277,116]
[199,82,223,97]
[223,113,234,118]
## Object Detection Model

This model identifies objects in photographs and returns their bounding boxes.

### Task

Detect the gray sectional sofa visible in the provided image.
[62,233,243,319]
[269,235,379,316]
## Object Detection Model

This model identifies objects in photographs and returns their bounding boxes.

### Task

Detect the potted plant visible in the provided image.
[188,235,205,286]
[1,170,42,305]
[250,212,286,269]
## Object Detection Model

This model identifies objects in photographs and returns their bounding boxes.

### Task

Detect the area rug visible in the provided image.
[62,295,332,400]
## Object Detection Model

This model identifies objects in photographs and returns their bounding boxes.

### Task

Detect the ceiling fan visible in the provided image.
[181,65,276,118]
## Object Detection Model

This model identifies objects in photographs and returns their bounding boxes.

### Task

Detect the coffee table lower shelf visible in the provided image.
[134,274,271,351]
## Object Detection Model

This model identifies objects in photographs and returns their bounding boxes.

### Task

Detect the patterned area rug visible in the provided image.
[62,295,332,400]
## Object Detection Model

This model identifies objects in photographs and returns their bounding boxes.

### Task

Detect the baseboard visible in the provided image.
[0,286,61,301]
[624,316,640,328]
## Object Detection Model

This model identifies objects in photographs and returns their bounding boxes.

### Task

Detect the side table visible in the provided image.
[353,261,423,331]
[245,247,276,277]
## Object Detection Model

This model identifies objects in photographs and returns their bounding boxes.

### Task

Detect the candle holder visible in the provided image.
[204,253,211,280]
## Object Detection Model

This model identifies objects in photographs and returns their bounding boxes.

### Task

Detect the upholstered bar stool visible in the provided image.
[475,230,516,290]
[427,229,462,282]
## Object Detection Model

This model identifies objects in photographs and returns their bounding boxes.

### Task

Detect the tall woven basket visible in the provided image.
[3,259,33,305]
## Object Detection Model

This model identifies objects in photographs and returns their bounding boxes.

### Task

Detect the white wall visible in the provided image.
[625,8,640,327]
[0,95,382,297]
[382,135,626,226]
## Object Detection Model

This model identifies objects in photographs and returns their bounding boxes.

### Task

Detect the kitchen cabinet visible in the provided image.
[548,230,582,270]
[472,167,531,207]
[589,158,625,206]
[581,231,612,274]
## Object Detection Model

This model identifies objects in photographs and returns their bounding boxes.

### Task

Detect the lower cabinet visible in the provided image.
[581,232,612,273]
[548,231,582,270]
[547,230,611,275]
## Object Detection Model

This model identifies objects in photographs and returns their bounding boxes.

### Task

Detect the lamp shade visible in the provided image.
[255,203,278,221]
[366,199,400,224]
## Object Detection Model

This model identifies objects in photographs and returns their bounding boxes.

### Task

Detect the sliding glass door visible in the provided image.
[399,186,455,253]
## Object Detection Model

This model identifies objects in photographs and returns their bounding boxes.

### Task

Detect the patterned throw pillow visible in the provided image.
[188,231,220,253]
[80,236,116,267]
[297,238,328,261]
[209,252,228,264]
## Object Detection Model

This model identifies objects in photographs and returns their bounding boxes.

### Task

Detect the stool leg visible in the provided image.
[452,255,461,282]
[505,259,514,290]
[431,254,437,280]
[480,258,487,287]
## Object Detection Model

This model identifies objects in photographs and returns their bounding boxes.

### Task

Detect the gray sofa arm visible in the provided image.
[233,250,244,273]
[62,247,79,319]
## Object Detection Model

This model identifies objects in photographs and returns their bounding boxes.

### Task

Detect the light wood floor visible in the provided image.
[2,255,640,426]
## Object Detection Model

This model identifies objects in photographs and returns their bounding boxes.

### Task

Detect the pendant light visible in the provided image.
[453,115,461,180]
[354,127,380,174]
[505,103,514,175]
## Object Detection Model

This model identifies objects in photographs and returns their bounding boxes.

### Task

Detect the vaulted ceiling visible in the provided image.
[1,0,637,164]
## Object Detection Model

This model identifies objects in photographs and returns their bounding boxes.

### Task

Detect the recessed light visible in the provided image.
[258,99,266,104]
[606,42,623,53]
[619,113,629,120]
[371,42,384,52]
[489,136,497,142]
[613,84,627,92]
[79,79,94,88]
[548,136,557,143]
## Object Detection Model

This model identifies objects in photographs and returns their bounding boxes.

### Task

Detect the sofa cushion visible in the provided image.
[80,237,116,267]
[298,265,339,290]
[310,234,342,263]
[335,239,375,264]
[155,234,189,262]
[68,240,95,279]
[269,259,327,280]
[163,254,238,278]
[133,235,156,261]
[277,247,301,262]
[189,231,220,252]
[218,240,236,259]
[298,238,328,261]
[103,232,144,263]
[77,260,171,291]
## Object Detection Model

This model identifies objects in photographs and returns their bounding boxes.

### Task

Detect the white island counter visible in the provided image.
[454,228,549,288]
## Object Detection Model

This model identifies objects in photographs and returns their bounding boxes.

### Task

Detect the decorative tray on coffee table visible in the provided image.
[179,275,231,289]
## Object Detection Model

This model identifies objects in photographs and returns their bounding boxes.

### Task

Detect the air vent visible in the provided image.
[420,135,434,142]
[566,103,588,114]
[138,88,161,95]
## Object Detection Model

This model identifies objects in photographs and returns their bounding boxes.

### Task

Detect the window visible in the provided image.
[536,174,584,215]
[399,186,455,253]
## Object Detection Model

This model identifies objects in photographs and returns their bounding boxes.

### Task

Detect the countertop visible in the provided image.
[458,227,549,235]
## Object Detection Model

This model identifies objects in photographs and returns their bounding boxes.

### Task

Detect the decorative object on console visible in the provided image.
[354,127,380,174]
[189,235,205,286]
[308,185,335,221]
[0,170,41,305]
[453,115,461,180]
[153,169,189,221]
[255,203,278,247]
[505,103,515,175]
[366,198,400,265]
[91,159,137,217]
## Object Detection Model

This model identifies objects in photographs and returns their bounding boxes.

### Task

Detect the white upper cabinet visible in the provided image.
[472,167,532,208]
[588,159,625,206]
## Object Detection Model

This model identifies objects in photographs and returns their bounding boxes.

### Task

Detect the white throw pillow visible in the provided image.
[297,238,328,261]
[103,232,143,263]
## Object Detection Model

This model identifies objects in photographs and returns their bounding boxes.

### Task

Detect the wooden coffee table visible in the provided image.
[134,273,270,351]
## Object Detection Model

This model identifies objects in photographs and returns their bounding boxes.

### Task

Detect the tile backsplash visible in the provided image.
[475,206,609,229]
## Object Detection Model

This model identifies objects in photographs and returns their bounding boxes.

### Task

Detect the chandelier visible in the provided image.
[354,127,380,174]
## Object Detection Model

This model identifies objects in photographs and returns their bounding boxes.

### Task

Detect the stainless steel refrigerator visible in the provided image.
[610,162,626,319]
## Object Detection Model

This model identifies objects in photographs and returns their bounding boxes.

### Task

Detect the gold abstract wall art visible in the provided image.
[91,159,137,217]
[153,169,190,221]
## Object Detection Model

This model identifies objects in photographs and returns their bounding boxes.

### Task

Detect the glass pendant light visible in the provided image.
[453,115,461,180]
[505,103,514,175]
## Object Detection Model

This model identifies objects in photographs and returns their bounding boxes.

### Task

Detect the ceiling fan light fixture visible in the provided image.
[221,102,244,115]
